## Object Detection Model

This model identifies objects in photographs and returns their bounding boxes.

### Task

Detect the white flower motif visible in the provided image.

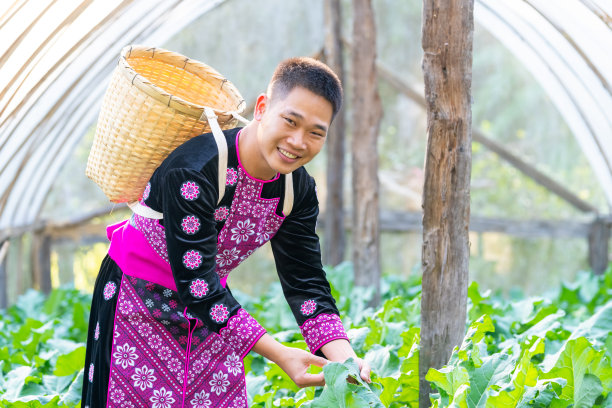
[224,353,243,376]
[255,231,271,245]
[167,357,181,373]
[232,395,246,407]
[138,323,152,337]
[119,300,134,315]
[128,313,142,325]
[209,371,230,395]
[158,346,171,361]
[190,390,212,408]
[150,387,175,408]
[148,334,162,349]
[145,298,154,308]
[230,219,255,244]
[163,288,173,297]
[121,402,134,408]
[131,365,156,391]
[161,304,170,312]
[103,281,117,300]
[216,248,241,267]
[110,386,124,402]
[113,343,138,369]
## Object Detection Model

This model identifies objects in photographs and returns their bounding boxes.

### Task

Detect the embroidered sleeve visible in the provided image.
[162,168,265,348]
[270,175,348,355]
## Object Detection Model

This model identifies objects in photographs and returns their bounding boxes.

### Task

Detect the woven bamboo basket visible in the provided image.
[86,45,245,203]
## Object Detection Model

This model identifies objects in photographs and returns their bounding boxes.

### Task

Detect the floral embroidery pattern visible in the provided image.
[219,308,266,358]
[113,343,138,369]
[209,371,230,395]
[190,390,212,408]
[230,219,255,244]
[214,167,285,279]
[94,321,100,340]
[88,363,94,382]
[143,182,151,200]
[180,181,200,201]
[182,250,203,270]
[131,365,156,391]
[181,215,201,235]
[103,281,117,300]
[226,168,238,185]
[300,299,317,316]
[216,248,240,268]
[214,206,229,221]
[210,304,229,323]
[150,387,175,408]
[131,214,169,263]
[224,353,243,376]
[300,313,349,353]
[189,279,209,298]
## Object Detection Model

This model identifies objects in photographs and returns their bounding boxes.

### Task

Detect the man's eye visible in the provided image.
[284,117,295,126]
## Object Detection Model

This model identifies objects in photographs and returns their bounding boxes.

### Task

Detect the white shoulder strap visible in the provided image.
[203,107,228,205]
[129,107,240,219]
[283,172,294,217]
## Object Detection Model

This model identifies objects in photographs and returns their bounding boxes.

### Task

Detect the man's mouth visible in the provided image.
[278,147,299,159]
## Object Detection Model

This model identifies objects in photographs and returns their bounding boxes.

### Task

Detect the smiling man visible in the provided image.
[82,57,369,408]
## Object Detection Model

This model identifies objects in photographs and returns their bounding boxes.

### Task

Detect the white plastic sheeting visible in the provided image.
[1,0,611,230]
[0,0,225,230]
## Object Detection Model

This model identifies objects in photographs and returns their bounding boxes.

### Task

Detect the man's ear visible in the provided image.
[254,93,268,121]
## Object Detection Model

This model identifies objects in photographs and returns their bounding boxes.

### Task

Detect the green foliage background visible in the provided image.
[1,264,611,407]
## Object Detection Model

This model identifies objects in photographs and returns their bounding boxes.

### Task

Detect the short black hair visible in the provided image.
[267,57,343,122]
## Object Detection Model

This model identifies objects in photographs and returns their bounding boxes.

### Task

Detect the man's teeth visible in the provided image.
[279,148,297,159]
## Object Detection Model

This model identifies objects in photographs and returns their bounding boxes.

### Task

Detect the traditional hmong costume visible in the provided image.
[81,127,348,408]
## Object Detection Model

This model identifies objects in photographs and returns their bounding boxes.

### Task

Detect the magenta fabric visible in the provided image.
[106,275,249,408]
[300,313,349,354]
[107,220,178,292]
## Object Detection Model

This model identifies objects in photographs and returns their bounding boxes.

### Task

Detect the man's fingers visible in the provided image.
[308,354,329,368]
[299,372,325,388]
[360,363,372,383]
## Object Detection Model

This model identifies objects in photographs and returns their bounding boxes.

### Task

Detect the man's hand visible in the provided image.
[275,346,329,388]
[320,339,372,383]
[252,334,329,388]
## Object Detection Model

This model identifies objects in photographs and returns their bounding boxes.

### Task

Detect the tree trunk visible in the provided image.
[420,0,474,406]
[32,232,52,294]
[588,217,610,275]
[0,241,8,309]
[323,0,347,267]
[352,0,382,303]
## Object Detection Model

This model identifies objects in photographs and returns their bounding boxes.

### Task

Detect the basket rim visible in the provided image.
[118,44,246,119]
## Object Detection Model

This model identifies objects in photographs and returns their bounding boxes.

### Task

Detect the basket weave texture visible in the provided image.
[86,45,245,203]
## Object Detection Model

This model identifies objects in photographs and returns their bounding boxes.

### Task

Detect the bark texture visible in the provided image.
[323,0,347,266]
[352,0,383,303]
[420,0,474,406]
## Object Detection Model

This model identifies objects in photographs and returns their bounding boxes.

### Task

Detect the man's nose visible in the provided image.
[286,130,306,149]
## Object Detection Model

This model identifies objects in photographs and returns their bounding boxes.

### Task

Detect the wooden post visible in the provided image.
[323,0,347,267]
[0,241,8,309]
[588,217,610,275]
[420,0,474,406]
[32,232,52,294]
[352,0,383,303]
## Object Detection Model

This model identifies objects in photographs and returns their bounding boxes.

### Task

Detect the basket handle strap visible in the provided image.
[202,107,228,205]
[283,172,294,217]
[128,110,294,218]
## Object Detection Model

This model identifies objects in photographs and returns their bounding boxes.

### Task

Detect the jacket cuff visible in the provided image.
[299,313,348,354]
[219,308,266,358]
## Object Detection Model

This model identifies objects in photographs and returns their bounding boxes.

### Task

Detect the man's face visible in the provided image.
[255,86,333,176]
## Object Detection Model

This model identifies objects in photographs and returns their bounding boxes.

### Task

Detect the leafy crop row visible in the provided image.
[1,264,611,407]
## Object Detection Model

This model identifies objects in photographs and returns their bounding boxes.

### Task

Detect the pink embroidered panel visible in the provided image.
[215,167,284,279]
[300,313,349,354]
[106,275,249,408]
